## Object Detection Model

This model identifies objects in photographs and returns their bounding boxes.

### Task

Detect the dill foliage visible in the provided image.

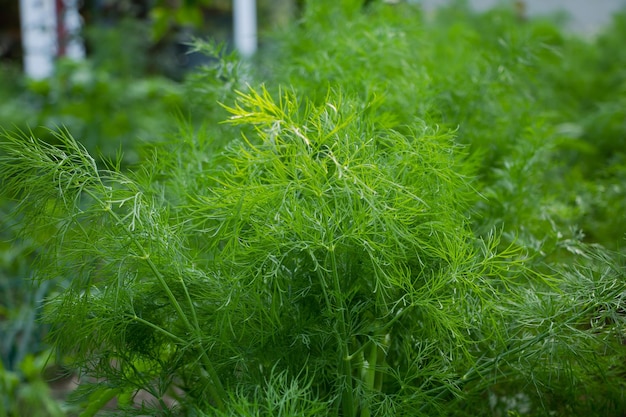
[1,2,626,417]
[2,86,619,417]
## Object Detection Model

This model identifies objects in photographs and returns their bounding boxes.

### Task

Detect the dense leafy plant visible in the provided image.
[0,88,526,416]
[0,349,69,417]
[1,92,623,417]
[1,1,626,416]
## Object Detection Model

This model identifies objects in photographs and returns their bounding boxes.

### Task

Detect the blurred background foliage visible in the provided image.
[0,0,625,415]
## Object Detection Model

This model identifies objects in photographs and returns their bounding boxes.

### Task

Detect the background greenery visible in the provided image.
[1,0,625,416]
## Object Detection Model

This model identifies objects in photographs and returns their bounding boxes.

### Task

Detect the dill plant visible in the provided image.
[187,87,528,416]
[2,2,626,416]
[1,86,534,416]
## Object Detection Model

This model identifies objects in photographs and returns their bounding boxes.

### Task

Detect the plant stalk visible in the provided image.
[329,246,356,417]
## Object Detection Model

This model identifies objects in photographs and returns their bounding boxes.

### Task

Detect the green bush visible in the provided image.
[1,1,625,416]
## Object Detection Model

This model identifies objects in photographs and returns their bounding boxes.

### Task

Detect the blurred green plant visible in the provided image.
[23,58,183,166]
[150,0,219,41]
[0,351,68,417]
[0,197,69,417]
[0,17,186,166]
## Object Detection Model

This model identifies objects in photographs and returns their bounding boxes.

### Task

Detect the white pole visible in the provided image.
[19,0,57,79]
[233,0,257,58]
[61,0,85,60]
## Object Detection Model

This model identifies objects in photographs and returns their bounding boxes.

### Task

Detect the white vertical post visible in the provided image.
[233,0,257,58]
[19,0,84,79]
[60,0,85,60]
[19,0,58,79]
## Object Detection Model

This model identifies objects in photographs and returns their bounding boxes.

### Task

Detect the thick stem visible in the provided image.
[361,329,388,417]
[329,247,356,417]
[360,340,378,417]
[312,245,355,416]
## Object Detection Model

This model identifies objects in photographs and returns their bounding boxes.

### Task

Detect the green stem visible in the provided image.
[78,387,121,417]
[361,328,388,417]
[128,315,188,344]
[329,247,356,417]
[360,340,378,417]
[312,244,355,417]
[374,341,386,392]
